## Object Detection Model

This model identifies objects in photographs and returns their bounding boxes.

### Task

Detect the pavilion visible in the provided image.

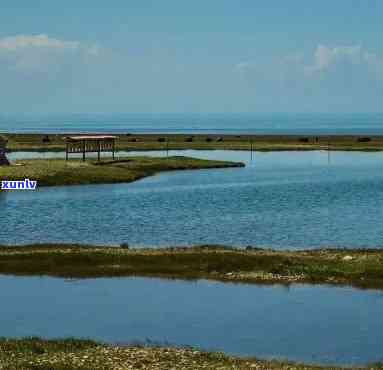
[64,135,118,161]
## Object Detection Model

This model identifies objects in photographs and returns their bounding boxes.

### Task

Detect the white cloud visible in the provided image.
[236,44,383,85]
[0,34,80,52]
[234,61,256,71]
[363,51,383,79]
[304,44,383,80]
[232,44,383,112]
[306,45,362,74]
[0,34,99,72]
[0,34,104,111]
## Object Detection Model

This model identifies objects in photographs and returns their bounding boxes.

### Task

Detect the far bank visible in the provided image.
[3,133,383,152]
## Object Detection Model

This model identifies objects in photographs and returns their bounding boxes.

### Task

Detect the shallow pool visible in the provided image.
[1,275,382,366]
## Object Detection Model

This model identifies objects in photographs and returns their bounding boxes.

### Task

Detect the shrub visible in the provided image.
[120,243,130,249]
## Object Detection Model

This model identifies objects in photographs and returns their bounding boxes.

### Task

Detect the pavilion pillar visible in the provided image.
[82,140,86,161]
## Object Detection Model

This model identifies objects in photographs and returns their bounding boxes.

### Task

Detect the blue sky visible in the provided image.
[0,0,382,113]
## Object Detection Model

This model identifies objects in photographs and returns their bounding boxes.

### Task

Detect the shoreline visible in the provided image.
[1,244,383,290]
[4,133,383,152]
[1,338,379,370]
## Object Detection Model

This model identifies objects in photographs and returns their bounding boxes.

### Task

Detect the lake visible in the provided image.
[3,150,383,248]
[3,150,383,367]
[1,275,383,366]
[2,112,383,135]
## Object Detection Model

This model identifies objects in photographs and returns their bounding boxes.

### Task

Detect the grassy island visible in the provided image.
[0,156,244,187]
[0,337,381,370]
[1,245,383,289]
[4,133,383,152]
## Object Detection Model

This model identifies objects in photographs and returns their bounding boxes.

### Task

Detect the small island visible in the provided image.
[0,156,244,188]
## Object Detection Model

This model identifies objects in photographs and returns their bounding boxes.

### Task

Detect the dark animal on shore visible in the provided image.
[0,136,9,166]
[358,137,371,143]
[299,137,309,143]
[42,135,51,143]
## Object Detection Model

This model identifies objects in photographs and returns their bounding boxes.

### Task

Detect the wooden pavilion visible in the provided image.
[64,135,118,161]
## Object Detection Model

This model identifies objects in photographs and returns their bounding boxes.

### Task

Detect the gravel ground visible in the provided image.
[1,340,382,370]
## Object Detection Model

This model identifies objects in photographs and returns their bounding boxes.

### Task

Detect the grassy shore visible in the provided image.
[0,156,244,187]
[0,338,381,370]
[1,245,383,289]
[4,133,383,152]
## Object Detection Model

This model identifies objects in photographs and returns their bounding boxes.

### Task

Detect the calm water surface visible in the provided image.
[1,275,383,366]
[3,150,383,248]
[2,112,383,134]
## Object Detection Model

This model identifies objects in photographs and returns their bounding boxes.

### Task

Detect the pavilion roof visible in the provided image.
[65,135,118,141]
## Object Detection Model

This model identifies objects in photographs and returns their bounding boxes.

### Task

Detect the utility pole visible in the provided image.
[250,139,253,161]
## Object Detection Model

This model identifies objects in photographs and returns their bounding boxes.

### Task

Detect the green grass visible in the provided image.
[4,133,383,152]
[0,337,381,370]
[0,156,244,187]
[1,245,383,289]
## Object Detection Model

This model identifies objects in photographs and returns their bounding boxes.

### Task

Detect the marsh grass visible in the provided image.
[0,156,244,187]
[1,245,383,289]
